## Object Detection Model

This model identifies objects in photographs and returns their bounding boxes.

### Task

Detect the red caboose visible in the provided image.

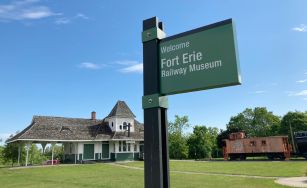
[223,132,292,160]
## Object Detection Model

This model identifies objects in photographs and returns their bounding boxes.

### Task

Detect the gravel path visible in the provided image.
[275,177,307,188]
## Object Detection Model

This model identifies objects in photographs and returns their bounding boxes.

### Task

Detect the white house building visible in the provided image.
[7,101,144,165]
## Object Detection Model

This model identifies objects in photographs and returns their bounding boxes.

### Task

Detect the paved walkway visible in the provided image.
[275,177,307,188]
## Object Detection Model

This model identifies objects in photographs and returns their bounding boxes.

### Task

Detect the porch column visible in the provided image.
[74,143,77,164]
[51,142,55,165]
[41,142,47,154]
[132,144,135,159]
[77,143,80,161]
[25,143,31,167]
[17,143,21,166]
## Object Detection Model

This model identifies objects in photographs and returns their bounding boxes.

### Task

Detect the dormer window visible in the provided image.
[120,125,122,130]
[112,122,114,127]
[123,122,127,130]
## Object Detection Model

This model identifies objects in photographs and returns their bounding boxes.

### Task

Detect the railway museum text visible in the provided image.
[160,41,223,78]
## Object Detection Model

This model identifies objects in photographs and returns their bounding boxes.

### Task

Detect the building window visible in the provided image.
[250,141,256,146]
[134,144,137,152]
[119,141,121,152]
[123,141,127,152]
[123,122,127,130]
[112,122,114,127]
[120,125,122,130]
[262,140,266,146]
[128,143,131,151]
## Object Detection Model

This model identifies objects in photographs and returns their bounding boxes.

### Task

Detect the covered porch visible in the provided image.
[12,140,63,166]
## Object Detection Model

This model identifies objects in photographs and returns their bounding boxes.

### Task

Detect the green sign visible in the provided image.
[159,19,241,95]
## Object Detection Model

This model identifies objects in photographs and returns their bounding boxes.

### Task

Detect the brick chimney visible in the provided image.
[91,111,96,120]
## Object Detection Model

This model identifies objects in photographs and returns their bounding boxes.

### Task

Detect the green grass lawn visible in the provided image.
[0,161,306,188]
[125,160,307,177]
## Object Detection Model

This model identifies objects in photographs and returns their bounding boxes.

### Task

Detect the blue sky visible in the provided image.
[0,0,307,143]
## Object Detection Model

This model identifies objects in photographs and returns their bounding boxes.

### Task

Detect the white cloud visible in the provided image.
[269,83,278,86]
[0,0,58,21]
[78,62,103,70]
[114,60,139,66]
[55,13,89,25]
[114,60,143,74]
[120,63,143,73]
[293,90,307,96]
[55,17,70,24]
[253,90,266,94]
[292,24,307,32]
[296,79,307,83]
[285,91,294,96]
[75,13,89,20]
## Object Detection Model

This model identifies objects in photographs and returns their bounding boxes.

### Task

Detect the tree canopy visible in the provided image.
[1,142,20,166]
[187,126,219,159]
[280,111,307,136]
[226,107,281,137]
[168,115,189,159]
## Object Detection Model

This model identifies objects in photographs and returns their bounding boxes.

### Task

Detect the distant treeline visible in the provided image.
[168,107,307,159]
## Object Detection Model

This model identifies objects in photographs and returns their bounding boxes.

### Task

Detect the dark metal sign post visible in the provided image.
[142,17,170,188]
[142,17,240,188]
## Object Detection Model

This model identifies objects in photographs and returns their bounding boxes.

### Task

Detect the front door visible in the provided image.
[102,142,109,159]
[140,143,144,160]
[83,144,94,160]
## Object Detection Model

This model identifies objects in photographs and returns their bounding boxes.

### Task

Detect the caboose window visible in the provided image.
[261,140,266,145]
[250,141,256,146]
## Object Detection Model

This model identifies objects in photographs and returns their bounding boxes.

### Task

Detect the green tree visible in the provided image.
[29,144,47,165]
[168,115,189,159]
[280,111,307,137]
[227,107,280,137]
[0,146,4,165]
[44,144,64,161]
[207,127,220,158]
[2,142,20,166]
[187,126,219,159]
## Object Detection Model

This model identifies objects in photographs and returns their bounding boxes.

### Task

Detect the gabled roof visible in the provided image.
[106,100,136,118]
[7,117,144,143]
[6,100,144,143]
[6,116,112,143]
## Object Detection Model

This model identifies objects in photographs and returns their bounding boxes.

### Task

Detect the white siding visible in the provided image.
[114,141,119,152]
[109,141,115,153]
[78,143,83,155]
[134,142,139,152]
[95,142,102,154]
[107,117,135,132]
